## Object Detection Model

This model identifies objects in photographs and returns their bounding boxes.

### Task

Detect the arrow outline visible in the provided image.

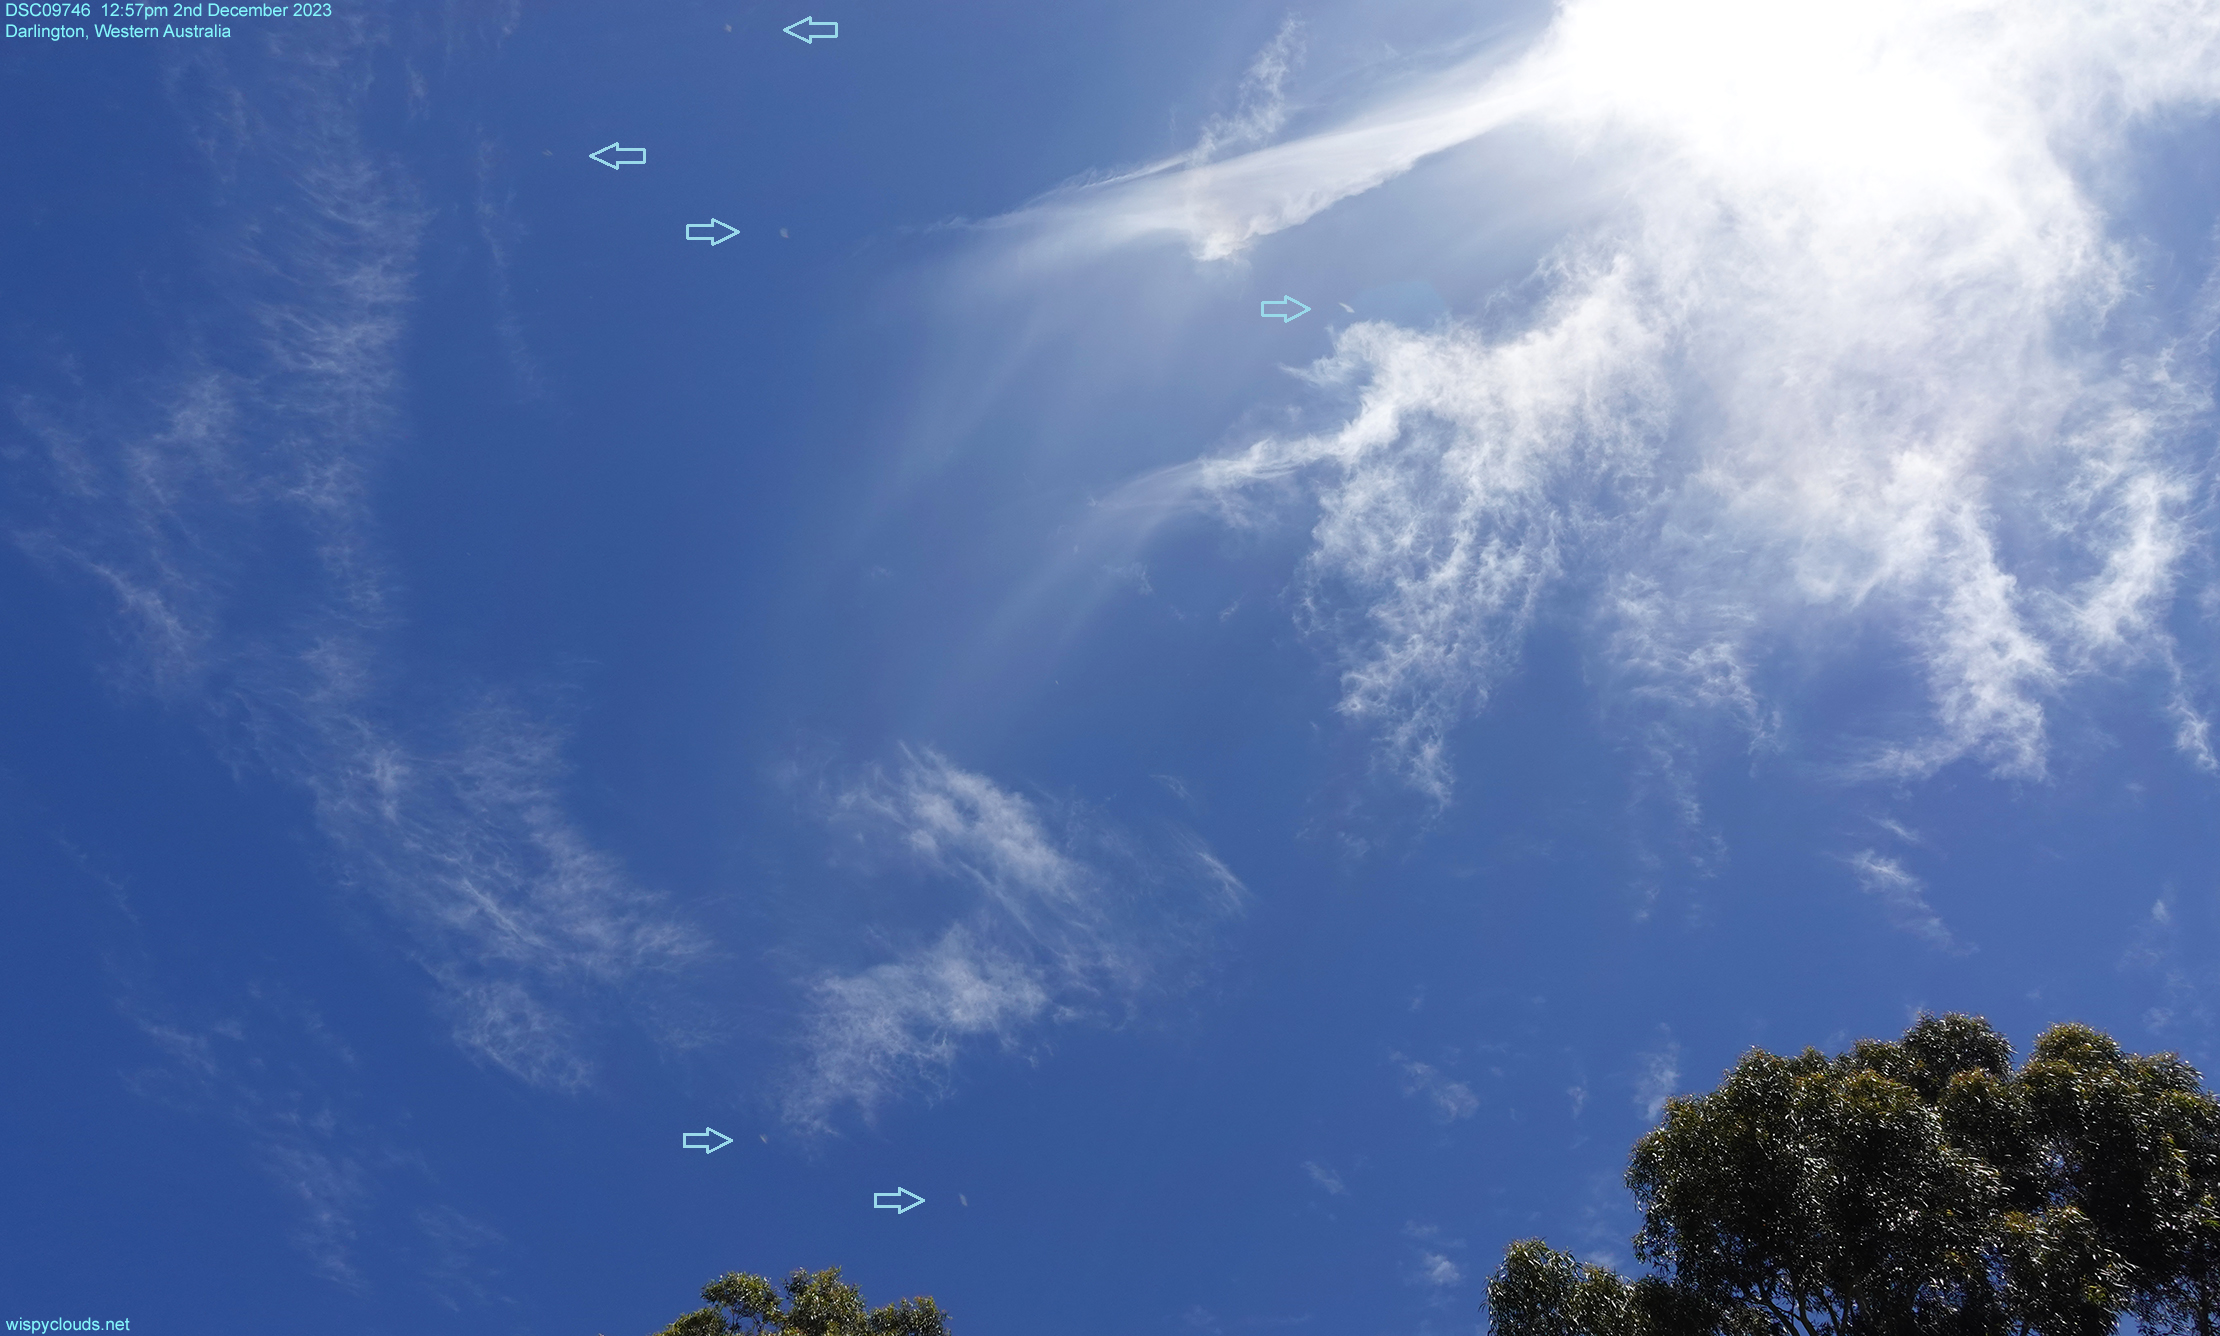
[783,15,838,42]
[590,142,647,170]
[872,1186,925,1214]
[682,1127,735,1154]
[1259,295,1311,323]
[684,218,740,246]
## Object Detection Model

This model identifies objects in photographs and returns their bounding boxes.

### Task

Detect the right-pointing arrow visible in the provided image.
[872,1186,925,1214]
[1259,295,1311,323]
[685,218,740,246]
[783,15,839,42]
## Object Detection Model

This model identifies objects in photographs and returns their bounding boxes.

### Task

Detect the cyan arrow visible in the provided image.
[682,1127,734,1154]
[589,142,647,170]
[872,1186,925,1214]
[783,15,838,42]
[1259,295,1311,322]
[684,218,740,246]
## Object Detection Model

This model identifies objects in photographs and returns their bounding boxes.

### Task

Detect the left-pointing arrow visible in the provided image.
[682,1127,735,1153]
[590,142,647,170]
[684,218,740,246]
[783,15,838,42]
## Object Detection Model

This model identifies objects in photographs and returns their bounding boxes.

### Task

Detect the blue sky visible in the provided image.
[5,2,2220,1333]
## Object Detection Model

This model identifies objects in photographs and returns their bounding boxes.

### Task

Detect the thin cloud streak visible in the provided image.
[989,39,1547,263]
[1845,850,1963,952]
[1303,1160,1348,1195]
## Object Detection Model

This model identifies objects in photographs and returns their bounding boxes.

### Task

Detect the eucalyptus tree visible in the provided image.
[1486,1015,2220,1335]
[651,1266,951,1336]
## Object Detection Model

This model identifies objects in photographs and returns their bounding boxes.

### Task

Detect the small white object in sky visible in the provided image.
[1338,302,1354,312]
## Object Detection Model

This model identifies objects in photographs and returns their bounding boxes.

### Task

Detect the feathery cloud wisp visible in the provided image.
[1634,1035,1681,1121]
[995,35,1543,264]
[1845,850,1962,951]
[1403,1222,1469,1292]
[6,20,693,1090]
[1051,0,2220,805]
[1303,1160,1348,1195]
[1392,1051,1481,1121]
[784,748,1244,1130]
[1184,17,1307,169]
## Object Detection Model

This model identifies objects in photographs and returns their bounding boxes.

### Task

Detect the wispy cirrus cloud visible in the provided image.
[1391,1051,1480,1122]
[124,990,376,1288]
[312,700,701,1088]
[1024,0,2220,810]
[783,747,1244,1130]
[1302,1159,1348,1195]
[6,15,691,1091]
[2124,895,2219,1040]
[1633,1032,1681,1121]
[1184,17,1307,169]
[991,31,1542,264]
[123,985,512,1295]
[1403,1222,1468,1293]
[1413,1251,1463,1288]
[1844,850,1962,952]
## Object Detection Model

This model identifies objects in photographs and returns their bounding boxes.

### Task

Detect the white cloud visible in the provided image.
[1392,1051,1480,1121]
[263,1140,371,1289]
[5,22,693,1089]
[994,37,1543,263]
[1415,1252,1464,1288]
[124,978,514,1300]
[1186,17,1307,168]
[1303,1159,1348,1194]
[1403,1222,1469,1291]
[785,748,1245,1130]
[1873,817,1926,848]
[274,698,702,1089]
[791,927,1052,1124]
[415,1204,508,1311]
[436,976,594,1093]
[2126,893,2208,1035]
[1042,0,2220,806]
[1845,850,1963,951]
[124,994,375,1288]
[1634,1034,1681,1121]
[826,747,1130,983]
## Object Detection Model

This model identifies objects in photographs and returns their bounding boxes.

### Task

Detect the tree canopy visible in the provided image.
[649,1266,951,1336]
[1486,1015,2220,1336]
